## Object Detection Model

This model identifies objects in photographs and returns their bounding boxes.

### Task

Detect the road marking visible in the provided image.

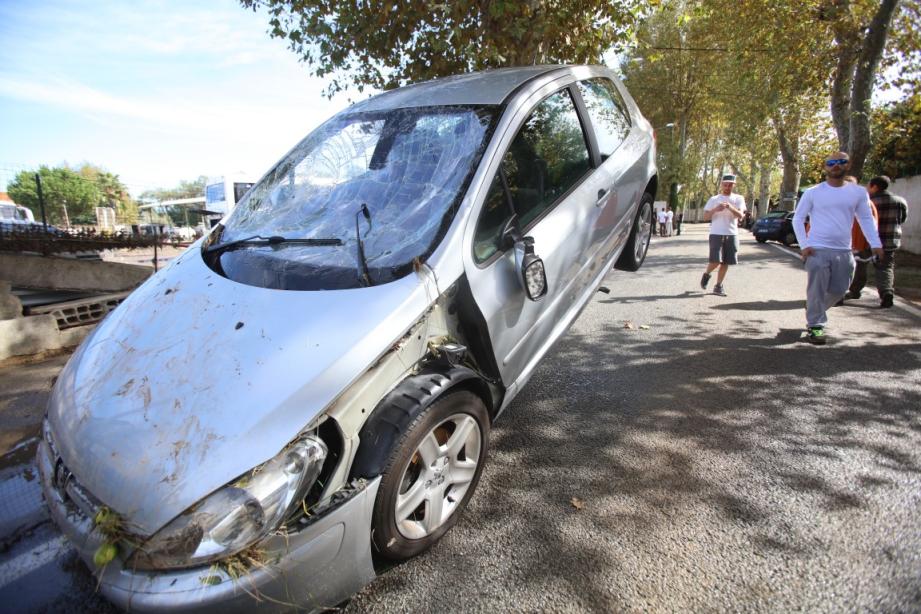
[0,533,70,588]
[760,240,921,318]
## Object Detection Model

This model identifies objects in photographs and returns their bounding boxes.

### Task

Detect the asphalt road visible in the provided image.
[1,224,919,612]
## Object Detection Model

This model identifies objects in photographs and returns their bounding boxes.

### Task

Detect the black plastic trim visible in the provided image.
[350,366,489,479]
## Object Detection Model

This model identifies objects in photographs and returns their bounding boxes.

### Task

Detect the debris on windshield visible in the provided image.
[570,497,585,510]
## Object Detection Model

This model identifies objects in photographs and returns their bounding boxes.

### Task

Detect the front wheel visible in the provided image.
[614,192,654,271]
[756,237,767,243]
[371,390,489,561]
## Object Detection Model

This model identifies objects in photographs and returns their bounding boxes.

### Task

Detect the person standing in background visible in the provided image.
[675,210,684,236]
[665,206,674,236]
[841,176,879,305]
[865,175,908,308]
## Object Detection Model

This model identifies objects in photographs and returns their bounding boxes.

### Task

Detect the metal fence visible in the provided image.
[0,223,174,256]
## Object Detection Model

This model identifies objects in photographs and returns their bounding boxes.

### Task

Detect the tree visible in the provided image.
[240,0,643,96]
[77,164,139,224]
[139,176,207,227]
[8,166,97,226]
[864,93,921,178]
[826,0,905,179]
[621,1,726,213]
[6,164,137,226]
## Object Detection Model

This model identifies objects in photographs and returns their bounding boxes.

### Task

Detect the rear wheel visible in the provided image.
[615,192,654,271]
[782,231,797,246]
[371,390,489,561]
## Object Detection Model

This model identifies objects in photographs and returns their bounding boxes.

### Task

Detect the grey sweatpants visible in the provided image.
[805,248,855,328]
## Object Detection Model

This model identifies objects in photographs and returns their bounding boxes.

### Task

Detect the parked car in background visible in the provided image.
[39,65,657,612]
[752,210,797,246]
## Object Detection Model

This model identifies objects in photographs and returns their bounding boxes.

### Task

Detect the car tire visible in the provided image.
[371,390,489,561]
[782,231,797,246]
[756,237,767,243]
[614,192,654,271]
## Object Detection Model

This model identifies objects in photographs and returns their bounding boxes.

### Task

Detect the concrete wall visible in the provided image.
[890,175,921,254]
[0,253,152,292]
[0,255,147,362]
[0,314,90,363]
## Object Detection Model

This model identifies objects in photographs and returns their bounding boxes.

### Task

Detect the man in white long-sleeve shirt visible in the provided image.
[793,152,883,344]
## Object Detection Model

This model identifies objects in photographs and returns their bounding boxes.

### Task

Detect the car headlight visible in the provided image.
[129,434,327,570]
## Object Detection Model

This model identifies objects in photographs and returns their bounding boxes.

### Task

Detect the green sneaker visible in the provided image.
[807,327,827,345]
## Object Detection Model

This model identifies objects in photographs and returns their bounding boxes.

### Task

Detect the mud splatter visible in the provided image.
[115,379,135,396]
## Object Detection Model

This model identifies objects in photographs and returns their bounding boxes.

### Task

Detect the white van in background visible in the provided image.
[203,173,256,228]
[0,199,37,226]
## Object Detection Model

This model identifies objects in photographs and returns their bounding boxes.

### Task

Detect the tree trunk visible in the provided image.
[830,0,859,149]
[774,115,800,211]
[847,0,900,179]
[747,153,757,206]
[758,163,770,217]
[831,42,858,149]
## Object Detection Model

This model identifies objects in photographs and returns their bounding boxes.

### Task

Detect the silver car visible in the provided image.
[38,65,656,611]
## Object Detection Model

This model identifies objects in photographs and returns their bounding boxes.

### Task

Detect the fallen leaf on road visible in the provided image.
[571,497,585,510]
[639,324,650,330]
[623,321,636,329]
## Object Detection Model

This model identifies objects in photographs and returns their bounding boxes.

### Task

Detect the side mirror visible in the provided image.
[515,236,547,301]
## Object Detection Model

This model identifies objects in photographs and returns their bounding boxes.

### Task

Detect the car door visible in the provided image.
[575,77,642,262]
[464,85,599,389]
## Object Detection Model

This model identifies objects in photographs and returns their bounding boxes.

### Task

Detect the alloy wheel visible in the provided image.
[635,201,653,262]
[395,413,482,540]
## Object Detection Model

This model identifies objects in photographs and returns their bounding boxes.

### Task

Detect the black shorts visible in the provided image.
[708,234,739,264]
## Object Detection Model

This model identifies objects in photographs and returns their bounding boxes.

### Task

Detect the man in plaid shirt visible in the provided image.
[867,175,909,308]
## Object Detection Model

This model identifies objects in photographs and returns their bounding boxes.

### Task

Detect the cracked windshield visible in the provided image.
[216,106,497,289]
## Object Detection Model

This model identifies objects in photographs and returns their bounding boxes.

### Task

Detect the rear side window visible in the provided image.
[577,78,631,159]
[474,89,591,263]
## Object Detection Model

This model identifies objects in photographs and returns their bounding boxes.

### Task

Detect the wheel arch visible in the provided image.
[645,174,658,202]
[349,367,492,480]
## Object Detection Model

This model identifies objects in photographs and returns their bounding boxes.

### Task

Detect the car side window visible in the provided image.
[473,88,591,263]
[577,78,631,159]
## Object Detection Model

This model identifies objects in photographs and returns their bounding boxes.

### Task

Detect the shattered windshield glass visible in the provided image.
[211,106,497,290]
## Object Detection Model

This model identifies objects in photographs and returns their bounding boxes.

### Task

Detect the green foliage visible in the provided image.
[139,176,207,202]
[7,164,137,226]
[872,0,920,96]
[240,0,644,96]
[620,0,911,198]
[140,176,207,226]
[865,94,921,179]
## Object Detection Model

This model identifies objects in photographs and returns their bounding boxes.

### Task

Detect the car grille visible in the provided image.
[43,419,103,522]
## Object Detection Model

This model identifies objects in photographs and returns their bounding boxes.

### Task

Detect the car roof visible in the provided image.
[350,65,572,112]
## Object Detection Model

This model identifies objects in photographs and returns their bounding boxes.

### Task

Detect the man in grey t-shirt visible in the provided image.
[700,174,746,296]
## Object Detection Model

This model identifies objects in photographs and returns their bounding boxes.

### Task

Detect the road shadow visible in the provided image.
[710,300,805,311]
[354,306,921,611]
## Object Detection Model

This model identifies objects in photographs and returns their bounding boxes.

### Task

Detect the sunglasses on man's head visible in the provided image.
[825,159,848,166]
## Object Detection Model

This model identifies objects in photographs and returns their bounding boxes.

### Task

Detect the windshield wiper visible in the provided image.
[355,204,374,287]
[204,235,342,255]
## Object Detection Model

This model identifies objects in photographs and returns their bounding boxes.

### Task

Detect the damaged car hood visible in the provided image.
[47,246,439,535]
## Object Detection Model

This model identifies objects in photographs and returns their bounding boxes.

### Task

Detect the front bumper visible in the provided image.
[753,228,782,240]
[37,439,379,613]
